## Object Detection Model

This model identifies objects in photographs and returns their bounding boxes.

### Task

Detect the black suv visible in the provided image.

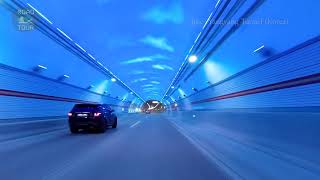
[68,104,117,133]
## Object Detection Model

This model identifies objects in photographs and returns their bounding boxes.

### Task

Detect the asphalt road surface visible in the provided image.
[0,114,228,180]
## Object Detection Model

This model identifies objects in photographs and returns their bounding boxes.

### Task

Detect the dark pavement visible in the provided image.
[0,114,228,180]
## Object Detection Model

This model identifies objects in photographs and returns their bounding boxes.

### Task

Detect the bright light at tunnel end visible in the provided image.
[188,55,198,63]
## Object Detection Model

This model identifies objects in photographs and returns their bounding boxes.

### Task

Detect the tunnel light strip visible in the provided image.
[203,12,213,29]
[253,45,265,53]
[27,3,53,25]
[37,65,47,70]
[194,33,202,44]
[63,75,70,78]
[190,11,214,52]
[88,53,96,60]
[161,7,216,100]
[188,45,195,54]
[161,57,186,100]
[25,2,144,103]
[56,28,73,41]
[105,71,145,102]
[215,0,222,8]
[75,43,86,52]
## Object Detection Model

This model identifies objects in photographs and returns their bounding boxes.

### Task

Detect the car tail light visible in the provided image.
[94,112,102,117]
[68,113,73,117]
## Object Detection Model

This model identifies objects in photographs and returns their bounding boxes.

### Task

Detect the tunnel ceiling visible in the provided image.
[1,0,214,101]
[1,0,319,103]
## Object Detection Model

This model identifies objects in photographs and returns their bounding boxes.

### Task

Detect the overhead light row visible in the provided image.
[34,64,70,81]
[161,3,220,100]
[22,2,145,102]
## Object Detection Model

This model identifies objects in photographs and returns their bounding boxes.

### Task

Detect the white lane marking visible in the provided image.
[0,118,65,126]
[130,121,141,128]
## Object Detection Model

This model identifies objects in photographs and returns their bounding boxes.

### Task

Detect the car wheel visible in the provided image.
[112,118,117,128]
[69,126,78,134]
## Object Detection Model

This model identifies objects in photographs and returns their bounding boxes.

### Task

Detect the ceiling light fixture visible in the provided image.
[37,65,47,70]
[188,55,198,63]
[253,45,265,53]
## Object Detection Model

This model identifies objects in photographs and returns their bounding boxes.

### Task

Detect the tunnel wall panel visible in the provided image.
[176,37,320,110]
[0,64,127,119]
[188,84,320,110]
[0,96,74,118]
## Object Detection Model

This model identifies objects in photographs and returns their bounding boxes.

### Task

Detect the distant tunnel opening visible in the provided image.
[141,100,166,113]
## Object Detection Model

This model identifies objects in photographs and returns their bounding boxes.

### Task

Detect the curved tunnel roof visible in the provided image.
[0,0,319,104]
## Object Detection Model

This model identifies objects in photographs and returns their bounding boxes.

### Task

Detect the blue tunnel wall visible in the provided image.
[172,36,320,111]
[0,63,131,119]
[165,37,320,179]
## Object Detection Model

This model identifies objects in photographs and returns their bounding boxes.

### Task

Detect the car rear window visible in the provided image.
[103,105,112,111]
[73,104,101,109]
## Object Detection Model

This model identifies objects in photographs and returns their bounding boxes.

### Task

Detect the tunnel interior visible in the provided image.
[0,0,320,179]
[141,100,166,113]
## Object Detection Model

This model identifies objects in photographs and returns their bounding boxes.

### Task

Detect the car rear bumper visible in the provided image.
[68,117,105,129]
